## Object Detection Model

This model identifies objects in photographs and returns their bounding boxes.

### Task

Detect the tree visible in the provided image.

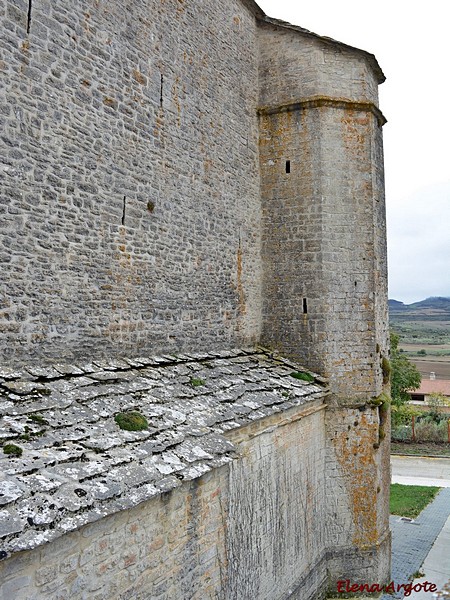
[390,332,421,406]
[427,392,450,422]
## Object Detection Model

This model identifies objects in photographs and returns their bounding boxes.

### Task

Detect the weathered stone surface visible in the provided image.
[0,509,24,537]
[0,391,328,600]
[0,348,324,556]
[0,480,25,506]
[0,0,390,597]
[1,0,263,368]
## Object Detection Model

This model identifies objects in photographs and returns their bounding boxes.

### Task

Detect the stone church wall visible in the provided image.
[1,0,262,366]
[0,1,391,598]
[258,20,388,394]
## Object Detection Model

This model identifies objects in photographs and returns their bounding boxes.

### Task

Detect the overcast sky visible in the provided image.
[256,0,449,304]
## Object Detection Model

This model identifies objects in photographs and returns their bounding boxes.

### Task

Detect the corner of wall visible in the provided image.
[257,19,390,597]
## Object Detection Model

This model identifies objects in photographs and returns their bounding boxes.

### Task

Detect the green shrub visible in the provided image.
[391,403,420,428]
[414,420,445,442]
[391,425,412,442]
[427,393,450,422]
[190,377,205,387]
[390,332,421,406]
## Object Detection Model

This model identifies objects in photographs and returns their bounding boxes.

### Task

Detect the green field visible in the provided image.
[389,298,450,378]
[390,321,450,346]
[389,298,450,342]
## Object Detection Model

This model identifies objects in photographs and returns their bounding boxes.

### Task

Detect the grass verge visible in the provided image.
[390,483,441,518]
[391,441,450,457]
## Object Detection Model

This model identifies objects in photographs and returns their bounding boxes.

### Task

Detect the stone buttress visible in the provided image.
[258,17,391,595]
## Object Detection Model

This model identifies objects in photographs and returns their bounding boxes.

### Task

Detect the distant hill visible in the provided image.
[388,299,407,310]
[389,297,450,345]
[389,297,450,313]
[409,297,450,310]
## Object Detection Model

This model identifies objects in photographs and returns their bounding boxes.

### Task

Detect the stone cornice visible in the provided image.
[258,95,387,127]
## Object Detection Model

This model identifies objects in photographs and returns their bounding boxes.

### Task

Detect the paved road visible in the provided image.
[408,514,450,599]
[391,455,450,487]
[382,456,450,599]
[349,456,450,600]
[382,487,450,599]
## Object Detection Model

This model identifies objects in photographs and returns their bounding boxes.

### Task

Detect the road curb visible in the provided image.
[391,453,450,460]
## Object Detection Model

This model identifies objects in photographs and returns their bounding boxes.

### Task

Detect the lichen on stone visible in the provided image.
[28,414,49,425]
[381,356,391,384]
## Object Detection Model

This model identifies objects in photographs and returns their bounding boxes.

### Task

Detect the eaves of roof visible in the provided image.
[244,1,385,85]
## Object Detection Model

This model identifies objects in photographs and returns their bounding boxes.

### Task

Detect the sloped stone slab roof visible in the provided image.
[0,348,327,558]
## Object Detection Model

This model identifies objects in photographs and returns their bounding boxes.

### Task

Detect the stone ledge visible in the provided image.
[258,95,387,127]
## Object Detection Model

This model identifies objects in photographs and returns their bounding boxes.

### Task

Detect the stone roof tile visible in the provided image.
[0,348,327,557]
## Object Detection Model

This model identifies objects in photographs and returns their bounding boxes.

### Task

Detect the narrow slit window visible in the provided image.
[121,196,126,225]
[27,0,32,33]
[285,160,291,174]
[302,298,307,314]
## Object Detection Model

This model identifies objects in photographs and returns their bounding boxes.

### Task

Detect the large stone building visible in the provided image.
[0,0,390,598]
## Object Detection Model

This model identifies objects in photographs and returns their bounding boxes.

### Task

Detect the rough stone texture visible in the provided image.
[0,358,327,600]
[0,1,390,599]
[0,0,262,365]
[324,405,391,597]
[258,19,383,110]
[258,20,388,397]
[225,406,327,599]
[258,18,391,594]
[0,348,326,558]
